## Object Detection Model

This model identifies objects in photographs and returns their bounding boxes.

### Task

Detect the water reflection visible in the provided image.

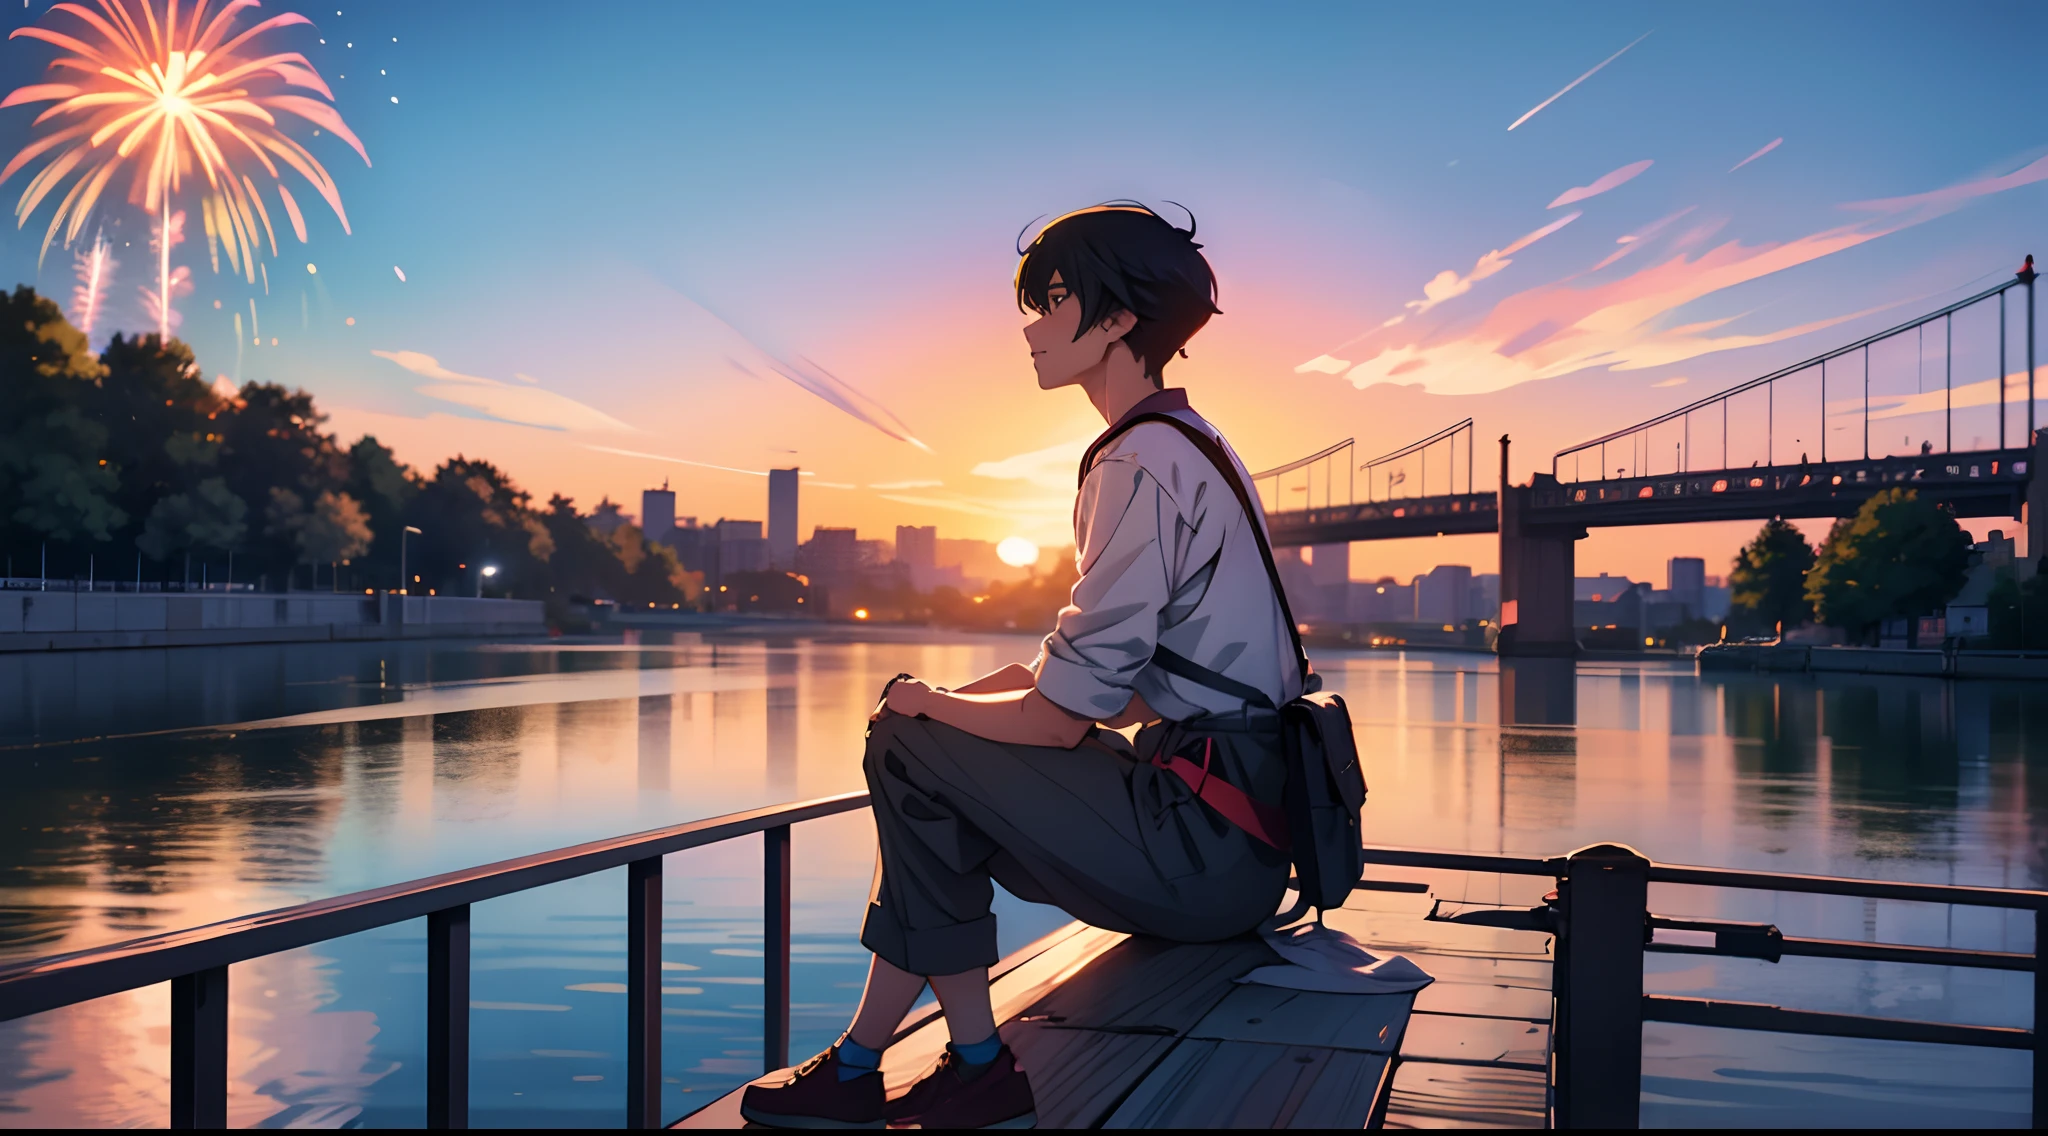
[0,634,2043,1126]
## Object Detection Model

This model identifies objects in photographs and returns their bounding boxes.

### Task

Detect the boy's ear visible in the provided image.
[1097,309,1139,340]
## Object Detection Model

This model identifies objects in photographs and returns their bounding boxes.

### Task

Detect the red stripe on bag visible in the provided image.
[1152,738,1291,850]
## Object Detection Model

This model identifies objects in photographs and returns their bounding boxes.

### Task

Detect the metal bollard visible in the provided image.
[1555,843,1648,1129]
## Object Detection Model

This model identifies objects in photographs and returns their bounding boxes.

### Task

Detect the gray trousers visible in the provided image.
[858,712,1291,977]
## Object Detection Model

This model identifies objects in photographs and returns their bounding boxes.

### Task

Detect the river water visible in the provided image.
[0,629,2041,1127]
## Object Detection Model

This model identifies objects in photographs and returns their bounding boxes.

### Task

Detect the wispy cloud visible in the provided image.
[1295,150,2048,400]
[583,444,779,477]
[1730,138,1783,173]
[970,438,1093,489]
[1651,376,1688,388]
[868,479,945,490]
[1587,206,1698,272]
[372,350,632,432]
[1840,152,2048,215]
[1507,31,1652,131]
[1549,160,1653,208]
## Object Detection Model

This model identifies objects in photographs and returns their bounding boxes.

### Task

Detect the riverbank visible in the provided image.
[1697,641,2048,678]
[0,591,545,652]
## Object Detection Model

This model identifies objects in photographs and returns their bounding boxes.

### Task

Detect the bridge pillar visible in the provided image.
[1497,478,1584,657]
[2031,429,2047,571]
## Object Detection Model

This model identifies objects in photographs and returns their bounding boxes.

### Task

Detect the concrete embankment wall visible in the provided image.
[0,592,546,652]
[1698,643,2048,679]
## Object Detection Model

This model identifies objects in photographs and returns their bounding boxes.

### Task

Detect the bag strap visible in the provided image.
[1082,410,1311,689]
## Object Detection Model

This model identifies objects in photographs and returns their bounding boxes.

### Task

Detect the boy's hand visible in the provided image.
[872,676,932,721]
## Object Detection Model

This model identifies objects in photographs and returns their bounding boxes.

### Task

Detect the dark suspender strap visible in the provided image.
[1082,411,1311,688]
[1150,644,1275,710]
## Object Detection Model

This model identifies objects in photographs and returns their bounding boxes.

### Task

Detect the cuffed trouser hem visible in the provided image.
[859,904,999,976]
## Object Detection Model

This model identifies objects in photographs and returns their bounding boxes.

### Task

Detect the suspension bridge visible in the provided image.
[1246,256,2042,655]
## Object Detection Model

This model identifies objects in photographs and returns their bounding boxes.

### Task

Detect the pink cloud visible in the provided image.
[1841,152,2048,215]
[1549,160,1654,208]
[1729,138,1782,173]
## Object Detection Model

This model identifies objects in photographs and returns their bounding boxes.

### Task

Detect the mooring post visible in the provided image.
[1558,843,1649,1129]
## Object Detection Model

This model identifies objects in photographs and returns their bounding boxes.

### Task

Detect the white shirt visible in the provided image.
[1033,390,1303,722]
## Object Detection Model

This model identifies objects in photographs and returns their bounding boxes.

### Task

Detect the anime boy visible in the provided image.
[742,203,1302,1128]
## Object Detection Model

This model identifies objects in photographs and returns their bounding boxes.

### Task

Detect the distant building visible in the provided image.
[1575,573,1636,603]
[1667,557,1706,619]
[1351,577,1414,623]
[1468,573,1500,622]
[715,519,769,577]
[1416,565,1473,626]
[802,526,861,578]
[896,525,937,571]
[666,518,714,575]
[769,468,800,569]
[642,483,676,546]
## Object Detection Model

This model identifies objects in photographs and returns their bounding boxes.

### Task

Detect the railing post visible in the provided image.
[1557,843,1648,1129]
[169,965,228,1129]
[2034,905,2047,1128]
[627,855,664,1129]
[764,824,792,1074]
[428,904,471,1129]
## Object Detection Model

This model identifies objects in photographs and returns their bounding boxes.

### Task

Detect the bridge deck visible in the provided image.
[676,877,1549,1129]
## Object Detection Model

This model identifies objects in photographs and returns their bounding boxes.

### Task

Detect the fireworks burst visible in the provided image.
[2,0,369,338]
[138,206,191,336]
[70,232,116,340]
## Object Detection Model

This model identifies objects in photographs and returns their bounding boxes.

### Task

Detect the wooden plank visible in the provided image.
[1002,1021,1178,1129]
[1188,983,1416,1053]
[1104,1039,1392,1129]
[1398,1013,1549,1068]
[1382,1060,1549,1129]
[672,921,1124,1128]
[1413,980,1551,1021]
[1011,935,1281,1034]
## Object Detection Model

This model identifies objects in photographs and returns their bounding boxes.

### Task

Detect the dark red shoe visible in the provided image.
[739,1045,886,1128]
[883,1045,1036,1129]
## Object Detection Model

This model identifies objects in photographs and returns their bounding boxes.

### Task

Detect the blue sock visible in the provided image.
[948,1032,1002,1066]
[836,1035,882,1081]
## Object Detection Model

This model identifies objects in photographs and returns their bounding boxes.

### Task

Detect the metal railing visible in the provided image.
[1554,257,2038,484]
[1360,417,1475,502]
[0,791,873,1129]
[1365,841,2048,1129]
[1250,437,1354,514]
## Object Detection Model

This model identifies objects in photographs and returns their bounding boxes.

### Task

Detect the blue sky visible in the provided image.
[4,1,2045,581]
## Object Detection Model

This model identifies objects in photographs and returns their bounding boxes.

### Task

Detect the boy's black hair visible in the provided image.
[1014,201,1221,387]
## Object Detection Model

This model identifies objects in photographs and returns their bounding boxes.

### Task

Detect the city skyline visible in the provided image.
[3,2,2045,588]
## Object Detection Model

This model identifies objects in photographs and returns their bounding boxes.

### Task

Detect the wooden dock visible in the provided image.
[679,874,1551,1129]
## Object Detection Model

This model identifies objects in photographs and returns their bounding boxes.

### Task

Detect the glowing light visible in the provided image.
[481,565,498,577]
[306,263,316,274]
[344,316,353,325]
[996,536,1038,568]
[852,608,869,620]
[69,233,115,340]
[2,0,369,340]
[393,265,406,282]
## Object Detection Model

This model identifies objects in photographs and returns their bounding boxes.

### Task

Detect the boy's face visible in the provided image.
[1022,271,1131,390]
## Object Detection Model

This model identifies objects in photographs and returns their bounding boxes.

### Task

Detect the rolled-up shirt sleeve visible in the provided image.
[1034,453,1170,718]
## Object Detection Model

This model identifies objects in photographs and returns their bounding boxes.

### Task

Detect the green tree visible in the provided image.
[1727,518,1815,635]
[267,487,372,589]
[345,435,419,588]
[1804,489,1972,637]
[138,477,248,581]
[407,457,554,596]
[0,287,124,545]
[93,332,221,541]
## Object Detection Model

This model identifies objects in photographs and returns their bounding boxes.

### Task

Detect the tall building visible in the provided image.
[802,526,862,577]
[641,482,676,545]
[895,525,937,570]
[768,468,800,569]
[1667,557,1706,619]
[715,519,769,578]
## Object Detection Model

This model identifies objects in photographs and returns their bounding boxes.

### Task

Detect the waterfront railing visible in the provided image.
[4,800,2047,1129]
[0,791,872,1129]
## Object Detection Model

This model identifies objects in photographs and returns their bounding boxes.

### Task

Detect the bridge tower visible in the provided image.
[1496,436,1584,658]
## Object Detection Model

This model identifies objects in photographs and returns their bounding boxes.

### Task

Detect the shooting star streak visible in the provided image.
[1730,137,1783,173]
[677,296,930,452]
[1508,31,1652,131]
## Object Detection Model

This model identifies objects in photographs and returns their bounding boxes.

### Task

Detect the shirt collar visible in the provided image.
[1091,387,1191,453]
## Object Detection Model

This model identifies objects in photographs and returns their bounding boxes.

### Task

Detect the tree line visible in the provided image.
[1726,488,2042,646]
[0,285,695,617]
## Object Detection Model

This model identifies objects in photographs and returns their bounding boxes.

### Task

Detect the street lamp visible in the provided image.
[478,564,497,598]
[401,526,422,594]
